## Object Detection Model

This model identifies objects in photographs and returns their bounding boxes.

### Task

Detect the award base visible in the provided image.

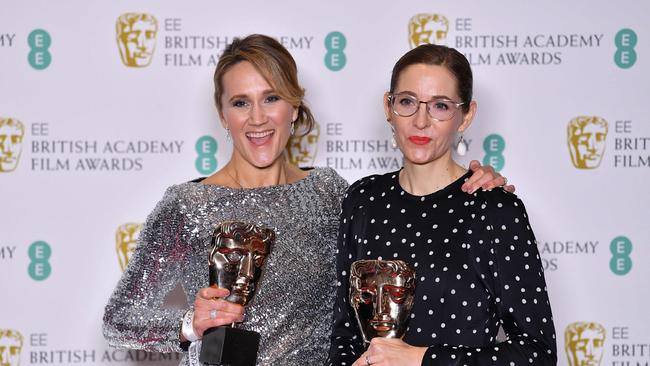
[199,326,260,366]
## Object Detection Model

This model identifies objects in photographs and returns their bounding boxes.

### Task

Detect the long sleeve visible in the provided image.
[327,180,370,366]
[421,192,557,365]
[103,187,188,353]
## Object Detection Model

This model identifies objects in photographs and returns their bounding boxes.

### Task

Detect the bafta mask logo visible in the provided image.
[567,116,608,169]
[116,223,143,271]
[408,14,449,48]
[0,118,25,173]
[565,322,606,366]
[0,329,23,366]
[350,260,416,343]
[116,13,158,67]
[287,122,320,167]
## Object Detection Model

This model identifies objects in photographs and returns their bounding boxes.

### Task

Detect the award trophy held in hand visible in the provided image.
[199,221,275,366]
[349,260,416,344]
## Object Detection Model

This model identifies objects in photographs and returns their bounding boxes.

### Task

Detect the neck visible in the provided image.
[399,151,466,196]
[226,154,289,189]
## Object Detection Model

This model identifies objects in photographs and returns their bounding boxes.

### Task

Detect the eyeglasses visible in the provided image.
[388,92,465,121]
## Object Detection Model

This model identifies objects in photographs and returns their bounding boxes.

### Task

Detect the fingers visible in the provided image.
[503,184,516,193]
[192,287,245,336]
[462,162,486,193]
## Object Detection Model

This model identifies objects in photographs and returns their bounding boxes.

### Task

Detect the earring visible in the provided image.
[290,121,295,136]
[226,127,231,142]
[456,134,467,156]
[390,125,397,149]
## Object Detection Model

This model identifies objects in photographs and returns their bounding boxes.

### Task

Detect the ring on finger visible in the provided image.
[365,355,371,366]
[209,309,218,319]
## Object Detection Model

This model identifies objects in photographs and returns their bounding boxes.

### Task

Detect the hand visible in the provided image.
[352,338,426,366]
[462,160,515,194]
[190,287,245,338]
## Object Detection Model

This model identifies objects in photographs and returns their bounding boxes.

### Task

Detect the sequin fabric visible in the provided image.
[103,167,348,365]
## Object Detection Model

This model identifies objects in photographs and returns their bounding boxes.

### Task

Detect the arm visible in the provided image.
[327,183,367,366]
[103,187,188,352]
[422,193,557,365]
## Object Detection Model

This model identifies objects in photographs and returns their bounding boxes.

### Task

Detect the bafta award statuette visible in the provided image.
[199,221,275,366]
[349,260,416,344]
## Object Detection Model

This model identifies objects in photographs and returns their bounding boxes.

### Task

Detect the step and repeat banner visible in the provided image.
[1,1,647,365]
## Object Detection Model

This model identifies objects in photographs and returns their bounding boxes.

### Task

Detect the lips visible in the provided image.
[408,136,431,145]
[246,130,274,146]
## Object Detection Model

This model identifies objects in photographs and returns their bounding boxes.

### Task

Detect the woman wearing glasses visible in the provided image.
[328,44,556,366]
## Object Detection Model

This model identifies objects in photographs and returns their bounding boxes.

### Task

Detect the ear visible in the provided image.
[458,100,477,133]
[383,92,392,122]
[292,104,299,123]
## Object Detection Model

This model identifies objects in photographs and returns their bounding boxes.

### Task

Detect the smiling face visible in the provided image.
[384,63,476,166]
[219,61,298,169]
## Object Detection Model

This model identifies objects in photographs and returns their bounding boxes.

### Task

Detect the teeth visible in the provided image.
[246,130,273,138]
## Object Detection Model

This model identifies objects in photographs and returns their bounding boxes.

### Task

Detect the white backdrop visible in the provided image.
[1,1,648,365]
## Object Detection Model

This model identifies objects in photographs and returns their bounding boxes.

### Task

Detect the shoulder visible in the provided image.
[342,171,396,206]
[309,167,349,195]
[473,188,531,225]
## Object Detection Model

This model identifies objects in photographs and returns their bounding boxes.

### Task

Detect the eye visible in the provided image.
[232,99,249,108]
[431,101,450,111]
[397,96,416,106]
[226,252,243,263]
[360,291,374,304]
[265,95,281,103]
[386,285,407,303]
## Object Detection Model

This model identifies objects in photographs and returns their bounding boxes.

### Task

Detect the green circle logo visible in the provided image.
[28,241,52,281]
[609,236,633,275]
[614,29,637,69]
[27,29,52,70]
[195,135,218,174]
[324,31,347,71]
[482,134,505,172]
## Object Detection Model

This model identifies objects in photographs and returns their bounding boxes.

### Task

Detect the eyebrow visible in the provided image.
[394,91,455,101]
[228,89,277,102]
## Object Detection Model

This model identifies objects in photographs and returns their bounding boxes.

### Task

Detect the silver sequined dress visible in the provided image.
[103,167,348,365]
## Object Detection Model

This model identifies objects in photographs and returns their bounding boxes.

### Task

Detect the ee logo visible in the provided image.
[28,241,52,281]
[28,29,52,70]
[614,29,637,69]
[324,31,346,71]
[482,134,505,172]
[610,236,632,275]
[195,135,218,175]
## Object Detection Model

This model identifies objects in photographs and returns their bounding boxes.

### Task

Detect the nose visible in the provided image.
[237,253,255,282]
[413,101,430,129]
[136,32,146,49]
[374,287,391,317]
[249,103,267,126]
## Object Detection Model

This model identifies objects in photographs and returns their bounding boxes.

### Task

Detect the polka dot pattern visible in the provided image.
[327,171,557,365]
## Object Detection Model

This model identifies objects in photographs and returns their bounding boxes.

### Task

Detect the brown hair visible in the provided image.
[389,44,472,113]
[213,34,315,135]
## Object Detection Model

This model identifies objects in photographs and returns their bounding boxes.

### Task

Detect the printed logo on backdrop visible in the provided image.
[115,13,315,68]
[567,117,649,169]
[9,120,185,173]
[610,236,632,275]
[116,13,159,67]
[565,322,606,366]
[0,33,17,47]
[0,329,23,366]
[407,13,607,66]
[324,32,347,71]
[0,118,24,173]
[28,29,52,70]
[614,29,637,69]
[568,116,608,169]
[482,134,505,172]
[28,241,51,281]
[116,223,143,271]
[408,14,449,47]
[287,122,320,167]
[195,135,218,175]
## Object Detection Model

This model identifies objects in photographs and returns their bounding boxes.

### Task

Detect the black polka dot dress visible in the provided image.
[327,170,557,366]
